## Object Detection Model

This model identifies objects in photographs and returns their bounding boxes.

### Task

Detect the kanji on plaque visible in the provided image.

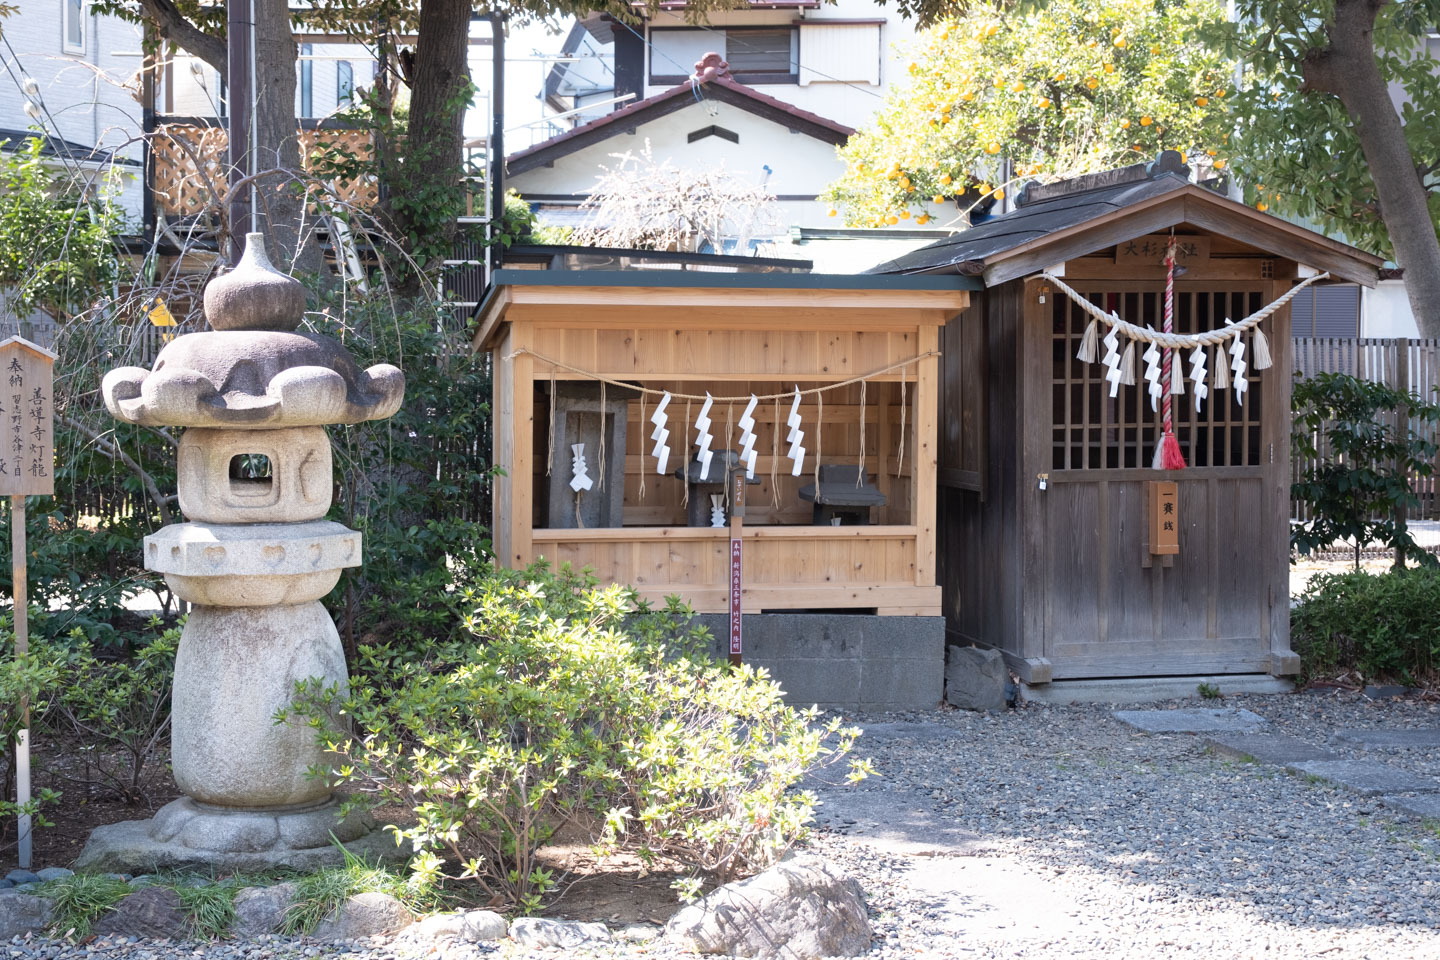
[0,337,56,497]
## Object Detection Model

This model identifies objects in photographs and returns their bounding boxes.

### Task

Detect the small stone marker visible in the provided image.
[1113,708,1267,734]
[1379,794,1440,820]
[1284,760,1440,797]
[1333,728,1440,749]
[1204,733,1337,765]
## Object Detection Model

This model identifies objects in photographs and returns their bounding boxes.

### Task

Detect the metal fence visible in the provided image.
[1291,337,1440,521]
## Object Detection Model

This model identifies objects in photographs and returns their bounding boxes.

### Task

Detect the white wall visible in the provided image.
[2,1,144,224]
[1362,280,1420,338]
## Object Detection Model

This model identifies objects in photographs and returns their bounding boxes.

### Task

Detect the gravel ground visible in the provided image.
[5,691,1439,960]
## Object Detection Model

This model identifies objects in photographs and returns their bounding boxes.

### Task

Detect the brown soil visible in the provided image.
[534,843,693,926]
[1,734,180,874]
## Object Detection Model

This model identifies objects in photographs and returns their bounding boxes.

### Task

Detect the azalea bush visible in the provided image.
[0,623,65,852]
[287,562,867,913]
[1292,569,1440,683]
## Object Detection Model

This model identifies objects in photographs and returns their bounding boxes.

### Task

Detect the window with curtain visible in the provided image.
[299,44,313,118]
[63,0,85,53]
[337,61,354,108]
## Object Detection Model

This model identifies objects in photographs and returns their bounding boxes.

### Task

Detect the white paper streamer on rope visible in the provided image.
[1102,325,1124,398]
[1188,345,1209,411]
[737,395,759,479]
[709,494,726,528]
[1227,320,1249,405]
[694,393,715,480]
[786,386,806,477]
[570,443,593,492]
[650,392,672,475]
[1142,334,1162,411]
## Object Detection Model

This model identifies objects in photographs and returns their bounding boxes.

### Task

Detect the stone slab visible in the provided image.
[1204,733,1338,765]
[1284,760,1440,797]
[1112,708,1267,734]
[1025,675,1292,705]
[1379,794,1440,820]
[1333,728,1440,748]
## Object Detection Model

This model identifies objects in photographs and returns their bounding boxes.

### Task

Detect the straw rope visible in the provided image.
[1040,270,1328,348]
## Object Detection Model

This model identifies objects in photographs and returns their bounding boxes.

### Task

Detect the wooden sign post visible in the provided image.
[728,468,744,666]
[1148,480,1179,556]
[1,336,56,871]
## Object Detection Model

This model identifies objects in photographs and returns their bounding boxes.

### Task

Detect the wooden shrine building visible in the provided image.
[473,252,976,709]
[869,153,1384,684]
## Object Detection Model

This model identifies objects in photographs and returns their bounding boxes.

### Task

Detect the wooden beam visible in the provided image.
[506,284,971,313]
[914,324,939,587]
[1181,197,1381,286]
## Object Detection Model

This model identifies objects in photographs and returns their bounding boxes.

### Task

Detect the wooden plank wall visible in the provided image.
[1291,337,1440,522]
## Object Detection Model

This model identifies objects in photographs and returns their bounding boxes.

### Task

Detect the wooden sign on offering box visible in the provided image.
[1148,480,1179,556]
[0,337,55,497]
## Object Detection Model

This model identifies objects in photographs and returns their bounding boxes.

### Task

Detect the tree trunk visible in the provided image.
[394,0,472,266]
[1301,0,1440,337]
[247,0,325,274]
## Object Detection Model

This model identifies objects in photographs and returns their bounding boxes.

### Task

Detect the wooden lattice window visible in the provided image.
[1050,285,1267,470]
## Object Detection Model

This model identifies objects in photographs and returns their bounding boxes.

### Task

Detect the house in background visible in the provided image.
[2,0,144,223]
[510,0,954,272]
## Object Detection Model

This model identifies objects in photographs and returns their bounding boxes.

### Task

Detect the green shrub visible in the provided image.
[41,873,132,939]
[1291,568,1440,682]
[0,625,64,850]
[287,563,866,913]
[49,623,179,803]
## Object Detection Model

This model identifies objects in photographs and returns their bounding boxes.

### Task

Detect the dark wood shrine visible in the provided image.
[870,154,1385,683]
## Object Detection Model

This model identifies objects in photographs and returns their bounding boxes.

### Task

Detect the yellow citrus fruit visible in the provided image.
[986,23,998,37]
[1206,149,1218,156]
[886,214,899,225]
[994,188,1005,200]
[1150,44,1162,54]
[1115,36,1127,48]
[1121,119,1132,129]
[1213,158,1226,169]
[939,173,953,185]
[933,194,946,204]
[986,141,1002,154]
[1104,63,1115,74]
[827,209,838,217]
[1256,202,1268,212]
[961,92,975,101]
[1196,96,1209,106]
[899,210,911,219]
[916,214,930,225]
[1140,115,1153,126]
[1012,81,1025,92]
[1037,97,1051,108]
[1086,78,1099,90]
[979,182,992,193]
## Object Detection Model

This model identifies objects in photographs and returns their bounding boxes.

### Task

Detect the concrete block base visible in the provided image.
[74,796,402,874]
[1023,674,1294,705]
[695,614,944,711]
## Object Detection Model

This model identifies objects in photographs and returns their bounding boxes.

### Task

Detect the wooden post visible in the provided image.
[729,468,744,665]
[10,495,28,869]
[2,336,56,871]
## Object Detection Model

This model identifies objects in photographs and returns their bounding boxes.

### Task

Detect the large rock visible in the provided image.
[408,909,508,942]
[665,856,871,958]
[945,645,1008,712]
[91,886,189,940]
[310,891,412,939]
[509,917,612,948]
[0,891,52,939]
[231,882,298,938]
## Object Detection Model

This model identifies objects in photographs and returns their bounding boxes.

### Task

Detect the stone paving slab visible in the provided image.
[1284,760,1440,797]
[1333,728,1440,748]
[1112,708,1267,734]
[1379,794,1440,820]
[1203,733,1338,765]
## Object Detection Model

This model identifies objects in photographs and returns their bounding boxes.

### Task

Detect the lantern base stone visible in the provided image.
[74,797,406,874]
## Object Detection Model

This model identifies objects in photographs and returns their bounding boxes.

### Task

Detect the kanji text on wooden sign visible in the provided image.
[0,337,56,497]
[1148,480,1179,556]
[1116,235,1211,266]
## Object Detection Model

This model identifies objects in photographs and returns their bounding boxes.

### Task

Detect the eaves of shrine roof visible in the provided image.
[865,154,1385,288]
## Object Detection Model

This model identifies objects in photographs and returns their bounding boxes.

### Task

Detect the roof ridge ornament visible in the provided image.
[693,52,731,83]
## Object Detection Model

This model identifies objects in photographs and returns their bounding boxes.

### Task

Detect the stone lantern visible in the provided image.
[78,233,405,871]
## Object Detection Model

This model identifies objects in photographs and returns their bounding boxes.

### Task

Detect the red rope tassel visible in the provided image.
[1155,239,1187,471]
